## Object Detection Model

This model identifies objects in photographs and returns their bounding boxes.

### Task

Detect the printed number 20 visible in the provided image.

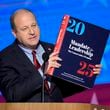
[66,19,85,35]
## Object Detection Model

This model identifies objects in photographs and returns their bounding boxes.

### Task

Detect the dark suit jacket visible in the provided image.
[0,40,63,102]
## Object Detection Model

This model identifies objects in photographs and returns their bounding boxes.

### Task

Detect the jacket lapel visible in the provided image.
[12,41,42,78]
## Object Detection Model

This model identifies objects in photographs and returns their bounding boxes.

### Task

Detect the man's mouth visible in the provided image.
[29,36,37,40]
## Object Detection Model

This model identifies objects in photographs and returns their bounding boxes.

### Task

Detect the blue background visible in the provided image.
[0,0,110,85]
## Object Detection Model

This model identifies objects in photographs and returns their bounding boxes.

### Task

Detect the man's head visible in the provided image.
[10,9,40,49]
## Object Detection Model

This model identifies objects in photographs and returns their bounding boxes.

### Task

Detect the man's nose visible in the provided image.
[29,28,35,35]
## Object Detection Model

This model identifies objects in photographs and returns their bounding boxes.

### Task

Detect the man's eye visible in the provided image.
[32,24,36,27]
[21,27,28,31]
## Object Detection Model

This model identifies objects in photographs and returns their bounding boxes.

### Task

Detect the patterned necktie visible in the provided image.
[32,50,50,93]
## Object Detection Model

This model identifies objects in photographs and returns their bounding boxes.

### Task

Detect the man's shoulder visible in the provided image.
[0,41,17,57]
[40,41,54,47]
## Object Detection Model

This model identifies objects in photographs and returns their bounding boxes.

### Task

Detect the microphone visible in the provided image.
[41,47,53,102]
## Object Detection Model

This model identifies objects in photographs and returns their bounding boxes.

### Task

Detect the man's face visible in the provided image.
[12,11,40,49]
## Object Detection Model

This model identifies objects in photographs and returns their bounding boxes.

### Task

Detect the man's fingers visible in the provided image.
[45,52,62,75]
[49,51,59,58]
[93,68,101,74]
[48,56,62,62]
[49,61,61,68]
[93,64,102,74]
[95,64,102,68]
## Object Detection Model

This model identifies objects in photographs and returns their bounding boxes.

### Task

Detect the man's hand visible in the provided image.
[93,64,102,75]
[45,52,62,75]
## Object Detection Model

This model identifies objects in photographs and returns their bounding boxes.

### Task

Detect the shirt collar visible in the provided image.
[18,43,45,65]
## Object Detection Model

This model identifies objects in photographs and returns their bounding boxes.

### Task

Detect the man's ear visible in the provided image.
[12,30,17,38]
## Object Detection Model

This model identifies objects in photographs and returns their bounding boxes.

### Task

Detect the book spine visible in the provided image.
[48,15,70,75]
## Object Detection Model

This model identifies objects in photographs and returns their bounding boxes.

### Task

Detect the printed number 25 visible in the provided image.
[66,19,85,35]
[77,61,95,77]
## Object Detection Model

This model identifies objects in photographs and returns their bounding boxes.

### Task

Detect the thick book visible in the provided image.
[49,15,110,88]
